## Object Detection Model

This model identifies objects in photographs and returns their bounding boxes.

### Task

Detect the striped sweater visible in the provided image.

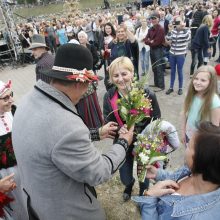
[166,28,191,55]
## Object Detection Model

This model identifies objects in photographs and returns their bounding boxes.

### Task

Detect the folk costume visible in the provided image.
[0,81,28,220]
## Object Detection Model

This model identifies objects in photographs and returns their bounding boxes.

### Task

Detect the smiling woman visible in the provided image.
[0,80,29,220]
[103,56,161,201]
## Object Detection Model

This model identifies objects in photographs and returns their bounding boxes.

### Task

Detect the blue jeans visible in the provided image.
[140,47,150,74]
[169,54,185,89]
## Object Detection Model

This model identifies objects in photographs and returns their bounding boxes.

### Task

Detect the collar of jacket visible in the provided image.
[160,187,220,217]
[34,80,78,116]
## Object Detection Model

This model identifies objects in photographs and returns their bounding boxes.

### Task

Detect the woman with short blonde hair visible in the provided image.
[103,56,161,201]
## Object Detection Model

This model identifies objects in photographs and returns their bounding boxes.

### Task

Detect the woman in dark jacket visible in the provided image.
[103,57,161,201]
[190,15,213,76]
[99,22,116,90]
[108,24,139,80]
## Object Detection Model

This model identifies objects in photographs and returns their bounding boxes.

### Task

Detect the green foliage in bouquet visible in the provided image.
[133,120,167,182]
[117,80,152,129]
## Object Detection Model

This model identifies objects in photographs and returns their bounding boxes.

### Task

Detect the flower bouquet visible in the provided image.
[117,81,152,129]
[133,120,168,182]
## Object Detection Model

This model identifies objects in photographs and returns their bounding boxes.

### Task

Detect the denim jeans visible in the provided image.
[140,47,150,74]
[119,148,149,195]
[190,48,203,75]
[150,47,165,89]
[169,54,185,89]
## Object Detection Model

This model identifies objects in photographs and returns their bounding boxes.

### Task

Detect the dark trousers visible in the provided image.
[210,36,218,57]
[150,47,165,89]
[190,48,203,75]
[119,148,149,195]
[48,35,57,54]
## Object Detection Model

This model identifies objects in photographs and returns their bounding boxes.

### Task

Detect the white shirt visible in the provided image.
[135,26,150,52]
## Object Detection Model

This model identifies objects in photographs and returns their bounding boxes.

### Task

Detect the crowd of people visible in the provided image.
[0,0,220,219]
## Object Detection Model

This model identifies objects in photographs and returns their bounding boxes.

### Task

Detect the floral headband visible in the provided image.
[0,80,12,96]
[52,66,99,82]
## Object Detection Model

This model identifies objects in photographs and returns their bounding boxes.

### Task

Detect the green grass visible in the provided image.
[15,0,129,18]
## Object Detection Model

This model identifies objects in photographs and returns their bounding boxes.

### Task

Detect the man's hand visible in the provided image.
[118,124,134,146]
[99,122,118,140]
[145,180,179,197]
[0,173,16,193]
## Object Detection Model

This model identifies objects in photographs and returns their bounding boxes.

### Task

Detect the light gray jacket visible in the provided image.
[12,80,127,220]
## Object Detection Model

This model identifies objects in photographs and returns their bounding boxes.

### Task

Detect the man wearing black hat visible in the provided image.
[144,12,165,91]
[12,44,134,220]
[29,34,55,84]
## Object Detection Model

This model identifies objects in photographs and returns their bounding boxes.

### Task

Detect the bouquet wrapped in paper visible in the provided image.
[133,120,169,182]
[117,81,152,129]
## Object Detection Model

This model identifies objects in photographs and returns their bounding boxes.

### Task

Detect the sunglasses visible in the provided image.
[0,91,13,102]
[150,17,157,20]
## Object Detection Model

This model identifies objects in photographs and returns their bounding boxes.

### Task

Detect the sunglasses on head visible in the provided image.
[0,91,13,102]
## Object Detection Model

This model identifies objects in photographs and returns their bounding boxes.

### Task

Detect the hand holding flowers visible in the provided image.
[117,80,152,129]
[133,120,168,182]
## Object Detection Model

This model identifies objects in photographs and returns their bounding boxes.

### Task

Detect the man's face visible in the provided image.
[31,47,46,59]
[150,17,159,26]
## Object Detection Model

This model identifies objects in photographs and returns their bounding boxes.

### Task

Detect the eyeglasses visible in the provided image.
[0,92,13,102]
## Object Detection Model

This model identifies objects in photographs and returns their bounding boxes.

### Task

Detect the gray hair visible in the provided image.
[78,31,88,39]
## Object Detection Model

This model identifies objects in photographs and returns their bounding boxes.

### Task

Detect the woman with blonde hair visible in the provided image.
[182,65,220,143]
[190,15,213,76]
[108,24,139,79]
[103,56,161,201]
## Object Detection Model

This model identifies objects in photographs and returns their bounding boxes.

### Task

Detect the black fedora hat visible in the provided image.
[43,44,98,82]
[29,34,49,50]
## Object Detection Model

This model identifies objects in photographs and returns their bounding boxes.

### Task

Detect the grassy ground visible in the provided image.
[15,0,129,18]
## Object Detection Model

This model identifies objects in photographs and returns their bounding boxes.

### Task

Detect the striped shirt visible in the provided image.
[166,28,191,55]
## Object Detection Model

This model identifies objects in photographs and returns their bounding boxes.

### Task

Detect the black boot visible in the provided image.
[123,179,135,201]
[139,180,149,196]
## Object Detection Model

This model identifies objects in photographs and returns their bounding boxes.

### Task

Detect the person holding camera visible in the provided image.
[165,17,191,95]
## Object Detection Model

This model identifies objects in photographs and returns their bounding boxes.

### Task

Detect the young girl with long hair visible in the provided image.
[183,65,220,143]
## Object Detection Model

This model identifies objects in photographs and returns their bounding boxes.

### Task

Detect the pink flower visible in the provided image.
[142,108,151,115]
[129,109,139,115]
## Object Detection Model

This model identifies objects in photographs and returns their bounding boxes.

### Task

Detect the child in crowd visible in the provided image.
[183,65,220,144]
